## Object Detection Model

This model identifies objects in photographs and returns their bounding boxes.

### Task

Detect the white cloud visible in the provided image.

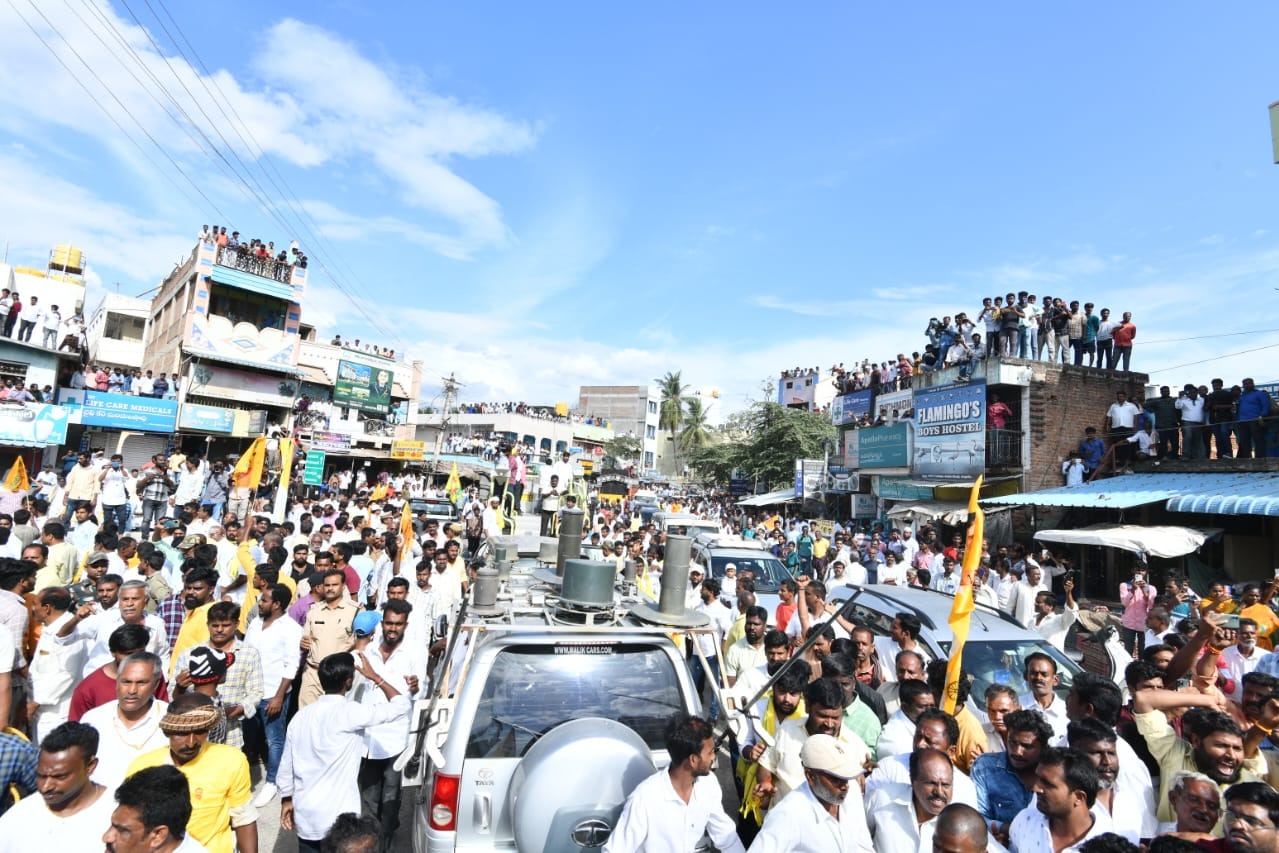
[0,5,536,260]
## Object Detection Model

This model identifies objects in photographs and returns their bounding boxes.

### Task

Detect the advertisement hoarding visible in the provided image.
[793,458,825,499]
[0,403,69,447]
[334,359,392,415]
[911,379,986,480]
[831,390,874,426]
[311,431,352,453]
[857,423,911,468]
[178,404,235,434]
[390,440,426,461]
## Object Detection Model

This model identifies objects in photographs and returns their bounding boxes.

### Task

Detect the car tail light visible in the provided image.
[429,772,461,831]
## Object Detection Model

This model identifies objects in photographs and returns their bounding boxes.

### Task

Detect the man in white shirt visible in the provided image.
[278,651,410,847]
[1176,385,1208,460]
[80,651,169,788]
[747,733,873,853]
[1220,618,1264,704]
[1066,717,1157,843]
[356,599,427,851]
[1017,652,1069,742]
[102,764,211,853]
[873,613,931,684]
[755,678,871,810]
[1007,747,1112,853]
[1031,579,1079,652]
[0,720,118,850]
[67,503,99,555]
[876,679,936,759]
[604,713,744,853]
[61,579,170,677]
[865,709,979,807]
[29,587,87,741]
[243,584,303,807]
[693,578,734,721]
[866,749,955,852]
[1005,564,1051,627]
[1105,390,1141,465]
[15,294,44,343]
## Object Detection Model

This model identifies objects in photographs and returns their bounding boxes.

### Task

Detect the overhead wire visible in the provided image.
[134,0,409,348]
[3,0,230,222]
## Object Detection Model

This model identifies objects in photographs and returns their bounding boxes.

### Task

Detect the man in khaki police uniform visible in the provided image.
[298,569,359,707]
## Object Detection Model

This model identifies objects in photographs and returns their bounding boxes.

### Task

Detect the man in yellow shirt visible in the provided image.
[1239,581,1279,650]
[127,692,258,853]
[169,567,218,678]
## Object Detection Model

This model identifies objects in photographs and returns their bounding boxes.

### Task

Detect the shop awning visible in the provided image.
[1032,523,1222,558]
[886,500,971,525]
[981,473,1184,509]
[183,349,302,376]
[737,489,799,507]
[1164,473,1279,517]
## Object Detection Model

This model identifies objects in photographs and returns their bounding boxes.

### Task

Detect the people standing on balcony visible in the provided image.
[999,295,1022,357]
[151,374,170,400]
[3,292,18,338]
[1096,308,1117,368]
[216,226,228,248]
[1207,378,1237,459]
[16,294,42,343]
[40,304,61,349]
[1144,386,1180,459]
[1111,311,1136,370]
[1175,384,1207,460]
[1080,303,1100,367]
[135,370,154,397]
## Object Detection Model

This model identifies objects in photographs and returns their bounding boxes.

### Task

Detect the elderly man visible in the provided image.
[746,734,872,852]
[127,692,257,853]
[60,579,170,677]
[28,586,87,740]
[1154,770,1222,841]
[866,748,955,851]
[80,651,169,788]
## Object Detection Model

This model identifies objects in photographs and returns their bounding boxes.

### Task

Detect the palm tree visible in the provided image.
[678,397,711,452]
[656,371,688,475]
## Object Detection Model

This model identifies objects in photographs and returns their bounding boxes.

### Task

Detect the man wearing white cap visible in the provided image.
[747,733,873,852]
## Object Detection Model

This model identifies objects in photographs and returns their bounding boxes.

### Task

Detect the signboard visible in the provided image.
[857,423,911,469]
[876,476,936,501]
[334,359,392,415]
[831,390,873,426]
[826,466,858,493]
[0,402,69,447]
[390,440,427,461]
[852,494,877,517]
[302,451,326,486]
[729,477,751,497]
[912,379,987,480]
[187,364,298,408]
[311,431,352,453]
[178,404,235,434]
[793,458,824,499]
[75,391,177,432]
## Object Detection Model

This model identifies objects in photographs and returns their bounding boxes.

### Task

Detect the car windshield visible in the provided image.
[466,643,685,758]
[410,498,453,515]
[954,638,1078,703]
[707,554,792,592]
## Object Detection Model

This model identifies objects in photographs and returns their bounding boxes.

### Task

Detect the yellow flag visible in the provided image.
[445,462,462,503]
[2,457,27,493]
[943,476,984,716]
[232,437,266,490]
[370,482,388,501]
[396,499,414,573]
[278,439,295,496]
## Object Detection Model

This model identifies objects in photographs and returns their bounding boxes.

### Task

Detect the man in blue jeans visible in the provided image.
[243,583,303,808]
[1237,378,1274,459]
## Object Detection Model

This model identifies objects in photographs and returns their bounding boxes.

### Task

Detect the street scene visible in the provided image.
[3,3,1279,853]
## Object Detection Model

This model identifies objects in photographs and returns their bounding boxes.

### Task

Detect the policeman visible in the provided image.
[298,568,359,707]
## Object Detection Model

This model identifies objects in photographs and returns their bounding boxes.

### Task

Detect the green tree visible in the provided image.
[656,371,688,442]
[678,398,712,452]
[603,435,643,468]
[737,402,835,490]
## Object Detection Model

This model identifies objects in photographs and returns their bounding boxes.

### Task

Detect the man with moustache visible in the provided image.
[866,748,956,851]
[1155,770,1222,841]
[1007,747,1112,852]
[755,678,871,806]
[0,722,116,850]
[737,662,811,841]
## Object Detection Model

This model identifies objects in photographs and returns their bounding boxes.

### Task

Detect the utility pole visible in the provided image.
[428,372,460,484]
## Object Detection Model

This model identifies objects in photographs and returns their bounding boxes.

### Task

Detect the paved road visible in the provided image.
[252,770,418,851]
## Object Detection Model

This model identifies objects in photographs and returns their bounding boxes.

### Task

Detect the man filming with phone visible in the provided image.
[1120,567,1157,655]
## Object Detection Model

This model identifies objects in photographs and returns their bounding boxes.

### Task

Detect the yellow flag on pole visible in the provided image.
[943,475,984,716]
[232,437,267,490]
[444,462,461,503]
[2,457,28,493]
[396,498,415,573]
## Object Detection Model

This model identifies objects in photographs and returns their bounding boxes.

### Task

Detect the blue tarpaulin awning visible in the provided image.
[983,472,1279,517]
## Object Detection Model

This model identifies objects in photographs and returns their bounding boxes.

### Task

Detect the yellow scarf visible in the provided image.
[737,695,805,823]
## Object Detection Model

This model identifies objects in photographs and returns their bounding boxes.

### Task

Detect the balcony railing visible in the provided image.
[986,428,1023,468]
[215,246,295,283]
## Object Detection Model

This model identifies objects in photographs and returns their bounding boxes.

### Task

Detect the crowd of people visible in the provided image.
[453,400,610,427]
[830,292,1139,396]
[63,365,181,399]
[0,288,86,354]
[327,335,397,361]
[202,225,308,284]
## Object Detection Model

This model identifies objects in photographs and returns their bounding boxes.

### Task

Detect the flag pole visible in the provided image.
[943,475,984,715]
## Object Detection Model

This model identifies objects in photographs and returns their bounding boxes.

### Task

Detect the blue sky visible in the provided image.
[2,2,1279,417]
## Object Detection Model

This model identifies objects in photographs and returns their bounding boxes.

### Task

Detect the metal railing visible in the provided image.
[215,246,295,283]
[986,428,1023,467]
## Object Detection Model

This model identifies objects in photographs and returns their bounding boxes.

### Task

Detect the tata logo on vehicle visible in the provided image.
[569,818,612,848]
